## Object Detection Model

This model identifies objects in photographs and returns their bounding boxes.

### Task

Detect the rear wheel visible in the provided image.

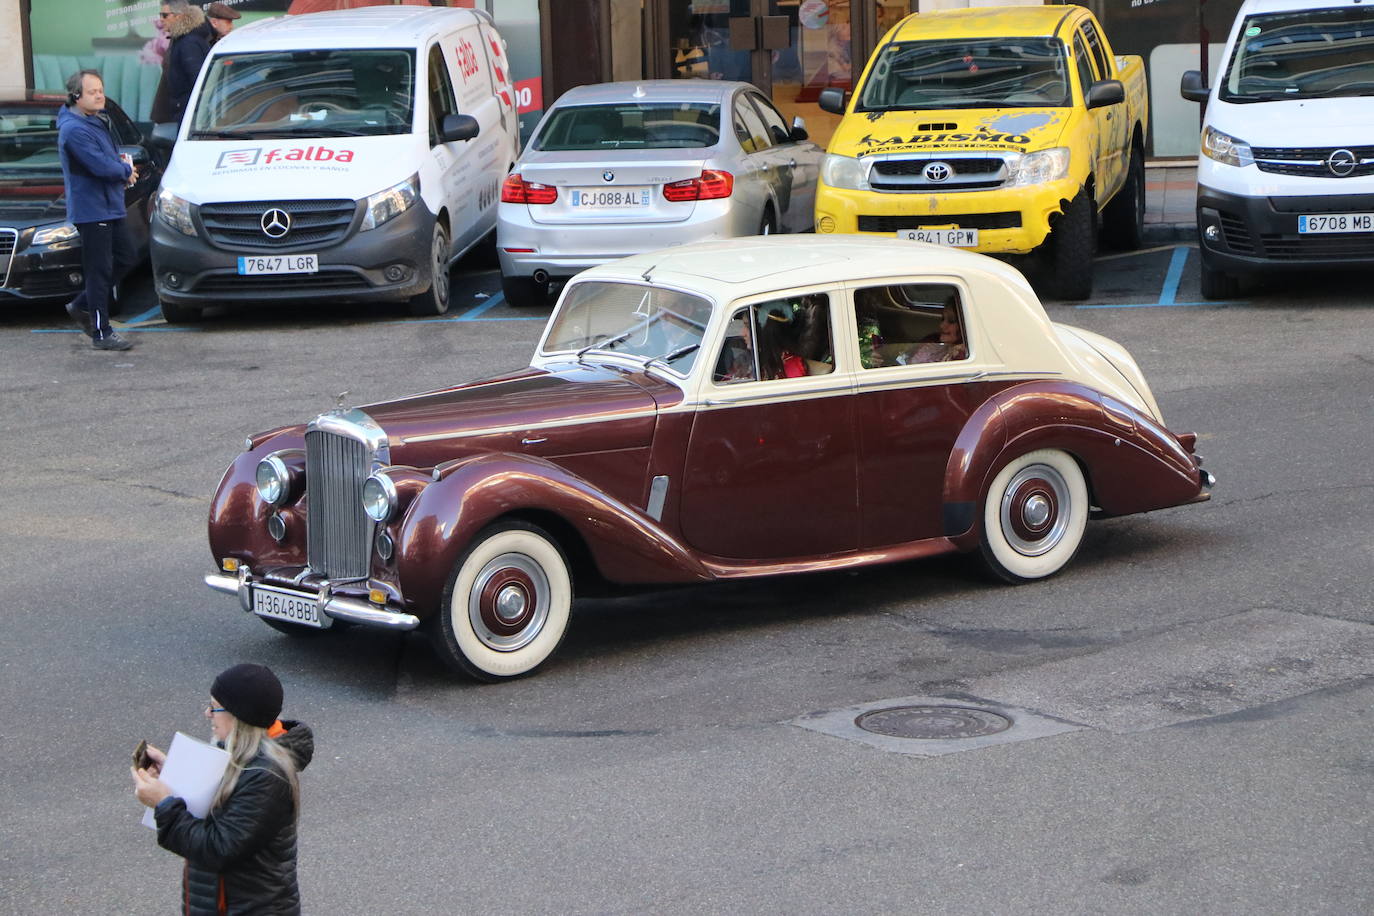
[1200,259,1241,300]
[980,449,1089,583]
[158,297,202,323]
[1048,191,1095,301]
[432,521,573,681]
[501,274,549,308]
[1103,146,1145,251]
[408,222,452,316]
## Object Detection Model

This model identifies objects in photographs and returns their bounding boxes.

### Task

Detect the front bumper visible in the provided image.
[814,177,1078,254]
[152,200,436,305]
[0,233,87,302]
[206,566,420,631]
[1197,184,1374,274]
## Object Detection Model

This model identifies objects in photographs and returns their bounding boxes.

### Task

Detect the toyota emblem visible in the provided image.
[260,208,291,239]
[1327,149,1357,177]
[923,162,952,182]
[602,170,615,182]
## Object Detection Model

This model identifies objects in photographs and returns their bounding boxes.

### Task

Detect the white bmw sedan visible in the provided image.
[497,80,822,307]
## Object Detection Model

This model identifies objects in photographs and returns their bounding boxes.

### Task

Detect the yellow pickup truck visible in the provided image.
[814,4,1148,300]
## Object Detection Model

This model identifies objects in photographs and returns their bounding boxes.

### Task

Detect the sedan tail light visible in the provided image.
[662,169,734,202]
[501,173,558,205]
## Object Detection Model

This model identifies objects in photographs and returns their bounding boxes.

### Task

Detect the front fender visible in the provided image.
[943,381,1202,548]
[393,452,712,613]
[208,431,307,568]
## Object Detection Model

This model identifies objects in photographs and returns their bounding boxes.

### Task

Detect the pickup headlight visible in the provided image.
[1007,147,1071,187]
[821,153,870,191]
[360,174,419,231]
[32,222,79,246]
[156,188,197,236]
[1201,126,1254,168]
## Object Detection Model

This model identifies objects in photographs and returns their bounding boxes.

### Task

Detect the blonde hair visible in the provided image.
[212,718,301,817]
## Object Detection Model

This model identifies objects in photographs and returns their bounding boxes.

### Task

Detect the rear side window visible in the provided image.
[853,283,969,369]
[1080,20,1112,81]
[733,96,771,154]
[533,102,721,150]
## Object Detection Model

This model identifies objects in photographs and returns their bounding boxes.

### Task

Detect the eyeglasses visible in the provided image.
[206,704,228,714]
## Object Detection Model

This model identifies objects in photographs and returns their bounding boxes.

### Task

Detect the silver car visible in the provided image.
[497,80,822,307]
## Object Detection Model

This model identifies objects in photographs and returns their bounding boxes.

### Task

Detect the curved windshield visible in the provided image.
[1220,7,1374,103]
[533,103,721,150]
[189,49,415,139]
[857,38,1069,111]
[0,106,62,179]
[542,281,714,375]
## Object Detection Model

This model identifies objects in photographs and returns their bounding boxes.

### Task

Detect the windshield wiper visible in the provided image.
[188,129,262,139]
[644,344,699,374]
[576,330,633,361]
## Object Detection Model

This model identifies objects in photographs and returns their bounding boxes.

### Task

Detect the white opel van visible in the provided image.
[151,6,519,320]
[1181,0,1374,299]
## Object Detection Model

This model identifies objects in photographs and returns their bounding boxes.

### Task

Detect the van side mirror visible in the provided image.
[1085,79,1124,109]
[1180,70,1210,103]
[441,113,480,143]
[817,88,847,115]
[789,116,809,143]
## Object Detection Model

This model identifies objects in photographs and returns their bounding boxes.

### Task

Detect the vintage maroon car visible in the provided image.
[206,237,1213,680]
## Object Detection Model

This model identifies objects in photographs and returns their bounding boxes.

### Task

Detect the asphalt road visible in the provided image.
[2,245,1371,915]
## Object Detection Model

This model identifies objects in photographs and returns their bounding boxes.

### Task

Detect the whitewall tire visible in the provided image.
[980,449,1088,583]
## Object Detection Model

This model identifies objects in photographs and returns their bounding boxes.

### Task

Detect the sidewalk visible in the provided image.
[1144,159,1197,244]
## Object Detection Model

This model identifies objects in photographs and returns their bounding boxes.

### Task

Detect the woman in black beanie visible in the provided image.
[132,664,314,915]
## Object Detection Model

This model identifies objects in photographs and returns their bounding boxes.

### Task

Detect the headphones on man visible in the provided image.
[69,89,81,106]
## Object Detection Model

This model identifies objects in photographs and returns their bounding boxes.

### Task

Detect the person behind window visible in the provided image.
[898,303,967,364]
[757,304,808,379]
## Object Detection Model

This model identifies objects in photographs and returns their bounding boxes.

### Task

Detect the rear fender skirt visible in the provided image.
[394,452,712,613]
[942,381,1202,548]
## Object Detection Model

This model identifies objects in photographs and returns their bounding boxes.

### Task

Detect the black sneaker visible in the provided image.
[65,300,94,337]
[93,333,133,351]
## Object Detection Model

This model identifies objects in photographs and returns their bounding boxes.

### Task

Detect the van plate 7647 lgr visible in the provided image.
[1298,213,1374,234]
[238,254,320,275]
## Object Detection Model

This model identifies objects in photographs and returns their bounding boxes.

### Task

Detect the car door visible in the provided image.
[445,23,509,249]
[1081,18,1129,200]
[729,92,778,233]
[425,40,471,255]
[846,279,988,548]
[678,288,859,560]
[744,91,820,233]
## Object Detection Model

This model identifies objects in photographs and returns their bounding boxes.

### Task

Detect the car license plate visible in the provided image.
[898,228,979,247]
[1297,213,1374,234]
[570,188,651,209]
[237,254,319,275]
[252,585,328,628]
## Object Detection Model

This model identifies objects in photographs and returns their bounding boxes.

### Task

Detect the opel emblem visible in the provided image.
[602,170,615,182]
[1327,148,1357,177]
[923,162,952,182]
[260,208,291,238]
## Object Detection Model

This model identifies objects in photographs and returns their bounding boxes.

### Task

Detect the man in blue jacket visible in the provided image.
[58,69,137,351]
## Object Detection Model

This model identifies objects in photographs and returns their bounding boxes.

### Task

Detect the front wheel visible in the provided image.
[1047,191,1095,301]
[432,522,573,681]
[980,449,1089,584]
[409,222,452,316]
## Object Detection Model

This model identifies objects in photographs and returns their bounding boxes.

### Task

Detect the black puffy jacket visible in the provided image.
[154,721,314,915]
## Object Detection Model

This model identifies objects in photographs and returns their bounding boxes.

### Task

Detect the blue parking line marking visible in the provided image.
[122,305,162,325]
[1158,245,1187,305]
[31,326,200,333]
[1075,300,1240,309]
[457,291,506,320]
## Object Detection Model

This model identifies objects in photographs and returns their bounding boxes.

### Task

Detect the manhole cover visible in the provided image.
[854,705,1013,740]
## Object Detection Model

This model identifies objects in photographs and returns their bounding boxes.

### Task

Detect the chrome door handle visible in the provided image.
[521,436,547,446]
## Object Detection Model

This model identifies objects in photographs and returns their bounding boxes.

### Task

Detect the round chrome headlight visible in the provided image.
[255,455,290,507]
[361,473,398,522]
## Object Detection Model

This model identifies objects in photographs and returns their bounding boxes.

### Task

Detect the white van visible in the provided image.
[151,6,519,320]
[1180,0,1374,299]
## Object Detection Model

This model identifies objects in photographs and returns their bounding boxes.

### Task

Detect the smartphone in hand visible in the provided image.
[132,739,152,770]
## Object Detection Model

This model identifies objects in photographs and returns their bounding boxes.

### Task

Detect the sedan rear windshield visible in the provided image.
[188,49,415,139]
[0,107,61,178]
[543,281,714,375]
[1220,7,1374,102]
[857,38,1069,111]
[533,103,722,150]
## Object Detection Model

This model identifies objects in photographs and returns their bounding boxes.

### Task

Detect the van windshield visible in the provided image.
[1220,7,1374,103]
[188,49,416,139]
[856,38,1069,111]
[533,103,722,150]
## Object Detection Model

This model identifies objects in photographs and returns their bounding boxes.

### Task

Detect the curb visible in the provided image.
[1142,223,1196,245]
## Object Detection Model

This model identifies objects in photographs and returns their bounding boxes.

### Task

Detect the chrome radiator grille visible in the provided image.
[305,429,372,579]
[0,228,17,288]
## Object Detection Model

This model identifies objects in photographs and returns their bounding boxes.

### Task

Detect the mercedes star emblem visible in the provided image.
[602,170,615,182]
[923,162,952,182]
[1327,149,1358,177]
[260,208,291,238]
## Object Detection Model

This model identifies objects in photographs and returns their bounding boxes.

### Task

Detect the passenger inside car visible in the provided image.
[713,293,834,383]
[853,283,969,367]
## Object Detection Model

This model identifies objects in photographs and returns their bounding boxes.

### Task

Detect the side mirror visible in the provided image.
[1086,79,1125,109]
[817,88,847,115]
[119,145,151,166]
[1180,70,1210,103]
[440,113,480,143]
[789,116,809,143]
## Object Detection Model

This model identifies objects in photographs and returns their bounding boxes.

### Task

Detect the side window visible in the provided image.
[714,293,834,384]
[1081,21,1113,82]
[853,283,968,369]
[427,43,457,147]
[733,96,771,154]
[1072,33,1098,96]
[748,93,791,146]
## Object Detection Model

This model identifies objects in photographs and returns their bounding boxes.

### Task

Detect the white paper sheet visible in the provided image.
[141,732,230,829]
